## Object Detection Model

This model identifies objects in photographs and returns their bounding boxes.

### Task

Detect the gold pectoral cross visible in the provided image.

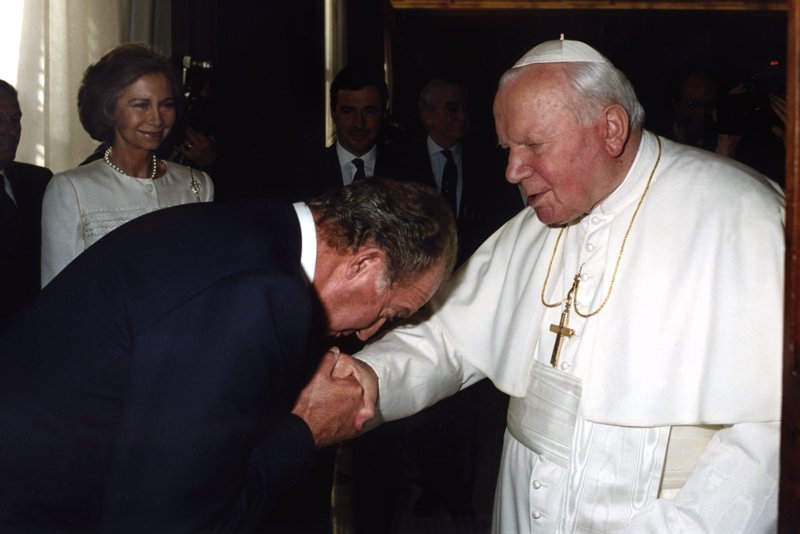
[549,273,581,368]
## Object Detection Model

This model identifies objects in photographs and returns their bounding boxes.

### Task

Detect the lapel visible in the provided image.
[3,164,22,205]
[4,162,40,210]
[324,145,346,188]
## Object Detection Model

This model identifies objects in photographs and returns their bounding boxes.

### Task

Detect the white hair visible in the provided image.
[499,61,645,130]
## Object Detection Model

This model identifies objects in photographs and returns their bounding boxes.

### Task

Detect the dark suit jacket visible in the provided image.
[0,161,52,323]
[289,143,396,201]
[0,199,322,532]
[388,135,523,265]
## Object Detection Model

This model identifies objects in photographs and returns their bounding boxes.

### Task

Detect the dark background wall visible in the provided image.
[387,8,787,145]
[170,1,787,195]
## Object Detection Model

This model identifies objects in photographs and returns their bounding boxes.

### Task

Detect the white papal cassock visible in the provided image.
[356,131,784,533]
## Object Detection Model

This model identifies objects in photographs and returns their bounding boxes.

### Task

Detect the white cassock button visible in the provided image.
[590,216,601,225]
[586,242,595,252]
[145,184,153,192]
[559,361,571,371]
[532,510,543,520]
[532,480,543,489]
[538,454,546,463]
[580,272,590,281]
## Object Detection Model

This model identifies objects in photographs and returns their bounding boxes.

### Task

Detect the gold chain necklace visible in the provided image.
[541,135,661,316]
[543,135,661,367]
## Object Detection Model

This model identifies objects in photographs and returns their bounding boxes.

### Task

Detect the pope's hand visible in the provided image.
[292,348,376,448]
[330,351,379,429]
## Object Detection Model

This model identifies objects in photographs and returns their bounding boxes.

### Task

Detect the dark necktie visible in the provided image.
[352,158,366,183]
[441,150,458,216]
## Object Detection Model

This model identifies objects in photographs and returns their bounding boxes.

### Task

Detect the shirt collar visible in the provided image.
[594,130,656,216]
[292,202,317,283]
[427,136,462,157]
[336,142,377,168]
[1,169,16,203]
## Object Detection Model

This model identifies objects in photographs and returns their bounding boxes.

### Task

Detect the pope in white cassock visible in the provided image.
[324,38,784,533]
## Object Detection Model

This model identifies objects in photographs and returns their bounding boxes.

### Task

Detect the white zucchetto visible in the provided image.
[513,36,612,68]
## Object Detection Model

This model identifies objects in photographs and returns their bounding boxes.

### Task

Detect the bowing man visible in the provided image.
[0,177,456,532]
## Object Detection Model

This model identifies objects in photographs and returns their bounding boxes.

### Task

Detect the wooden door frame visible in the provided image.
[781,0,799,531]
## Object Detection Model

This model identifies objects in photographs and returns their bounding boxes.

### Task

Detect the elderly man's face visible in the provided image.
[494,65,616,226]
[331,86,384,157]
[322,258,446,342]
[422,85,469,149]
[674,73,717,145]
[0,91,22,167]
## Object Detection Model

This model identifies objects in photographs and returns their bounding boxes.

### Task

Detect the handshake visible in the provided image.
[291,347,378,448]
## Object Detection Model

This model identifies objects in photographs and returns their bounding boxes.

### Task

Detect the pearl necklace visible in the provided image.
[104,146,158,179]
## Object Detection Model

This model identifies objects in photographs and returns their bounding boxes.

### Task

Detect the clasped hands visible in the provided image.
[291,347,378,448]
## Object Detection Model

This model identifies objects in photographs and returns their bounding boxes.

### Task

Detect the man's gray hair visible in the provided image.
[500,61,645,129]
[418,78,465,114]
[307,177,458,286]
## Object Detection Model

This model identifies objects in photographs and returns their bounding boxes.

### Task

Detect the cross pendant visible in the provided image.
[549,273,581,368]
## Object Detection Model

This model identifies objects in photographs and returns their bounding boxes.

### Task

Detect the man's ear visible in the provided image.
[345,246,387,280]
[603,104,630,157]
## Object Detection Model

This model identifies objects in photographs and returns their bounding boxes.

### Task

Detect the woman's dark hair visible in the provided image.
[77,43,182,143]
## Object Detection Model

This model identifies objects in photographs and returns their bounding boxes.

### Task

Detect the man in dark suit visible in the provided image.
[391,78,521,266]
[0,178,457,532]
[0,80,52,324]
[291,66,395,200]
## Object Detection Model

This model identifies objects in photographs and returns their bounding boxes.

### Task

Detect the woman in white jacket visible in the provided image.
[41,43,213,286]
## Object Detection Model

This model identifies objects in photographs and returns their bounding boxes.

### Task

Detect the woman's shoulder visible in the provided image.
[162,160,206,177]
[163,160,212,183]
[48,159,111,189]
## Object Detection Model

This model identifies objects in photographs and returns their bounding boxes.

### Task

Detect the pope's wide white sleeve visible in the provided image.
[622,421,779,533]
[41,175,85,287]
[356,318,487,422]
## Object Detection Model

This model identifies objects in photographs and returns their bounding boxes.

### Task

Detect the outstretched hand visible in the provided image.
[292,348,376,448]
[330,351,379,429]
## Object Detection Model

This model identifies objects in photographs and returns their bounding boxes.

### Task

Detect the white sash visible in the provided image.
[506,361,582,469]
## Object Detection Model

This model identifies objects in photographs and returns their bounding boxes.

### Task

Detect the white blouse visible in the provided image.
[41,158,214,286]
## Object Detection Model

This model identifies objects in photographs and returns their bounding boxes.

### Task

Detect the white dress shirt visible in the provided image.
[1,170,17,205]
[336,142,377,186]
[427,136,463,214]
[292,202,317,283]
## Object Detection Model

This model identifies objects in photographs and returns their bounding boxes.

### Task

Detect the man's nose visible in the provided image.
[356,318,386,341]
[505,148,530,184]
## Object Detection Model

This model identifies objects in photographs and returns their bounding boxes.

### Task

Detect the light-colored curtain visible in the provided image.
[0,0,170,174]
[325,0,347,147]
